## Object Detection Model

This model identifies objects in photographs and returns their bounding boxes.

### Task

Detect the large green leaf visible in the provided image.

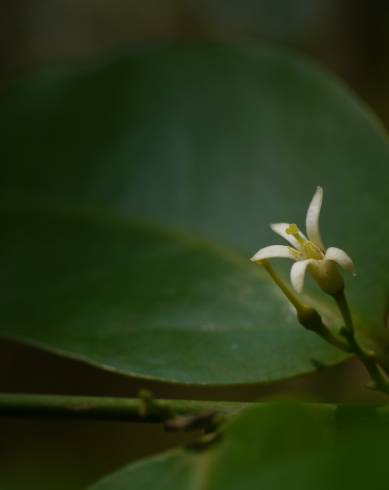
[0,203,343,384]
[1,43,388,383]
[88,402,389,490]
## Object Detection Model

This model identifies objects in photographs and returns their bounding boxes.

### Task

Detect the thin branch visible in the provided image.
[0,394,250,423]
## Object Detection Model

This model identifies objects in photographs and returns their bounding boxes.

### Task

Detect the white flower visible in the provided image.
[251,186,356,295]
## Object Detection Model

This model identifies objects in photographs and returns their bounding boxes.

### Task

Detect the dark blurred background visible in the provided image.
[3,0,389,125]
[1,1,389,488]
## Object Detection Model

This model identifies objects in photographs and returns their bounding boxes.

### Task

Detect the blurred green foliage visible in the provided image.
[91,402,389,490]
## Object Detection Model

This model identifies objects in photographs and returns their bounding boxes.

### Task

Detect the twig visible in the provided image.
[0,393,249,424]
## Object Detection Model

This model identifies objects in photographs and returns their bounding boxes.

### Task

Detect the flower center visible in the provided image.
[286,224,324,260]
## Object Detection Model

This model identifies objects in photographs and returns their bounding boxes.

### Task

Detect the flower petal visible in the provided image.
[290,259,315,293]
[270,223,306,249]
[250,245,295,263]
[305,186,325,250]
[325,247,356,275]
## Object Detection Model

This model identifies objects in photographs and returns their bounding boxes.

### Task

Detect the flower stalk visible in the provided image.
[262,260,350,352]
[333,290,389,395]
[261,260,302,311]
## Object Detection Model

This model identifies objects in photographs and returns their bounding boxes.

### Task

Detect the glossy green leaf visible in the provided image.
[0,203,344,384]
[88,403,389,490]
[1,43,388,383]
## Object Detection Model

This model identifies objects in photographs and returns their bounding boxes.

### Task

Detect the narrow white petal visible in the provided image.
[250,245,295,263]
[325,247,356,275]
[305,186,325,250]
[270,223,304,249]
[290,259,315,293]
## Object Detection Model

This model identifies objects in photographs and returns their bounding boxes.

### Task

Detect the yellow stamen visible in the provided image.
[288,246,303,260]
[303,242,323,260]
[286,223,324,260]
[286,223,306,246]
